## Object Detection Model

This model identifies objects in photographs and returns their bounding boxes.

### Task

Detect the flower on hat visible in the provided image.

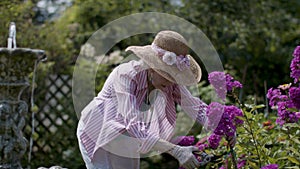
[176,55,191,71]
[162,51,177,65]
[151,43,191,71]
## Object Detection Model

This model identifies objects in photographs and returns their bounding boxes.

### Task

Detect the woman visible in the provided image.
[77,30,234,169]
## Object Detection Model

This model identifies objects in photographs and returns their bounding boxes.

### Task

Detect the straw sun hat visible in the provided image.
[125,30,202,86]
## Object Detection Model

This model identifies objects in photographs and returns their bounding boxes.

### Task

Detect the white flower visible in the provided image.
[162,51,177,65]
[80,43,95,57]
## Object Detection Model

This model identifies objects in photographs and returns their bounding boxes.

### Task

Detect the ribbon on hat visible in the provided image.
[151,43,190,71]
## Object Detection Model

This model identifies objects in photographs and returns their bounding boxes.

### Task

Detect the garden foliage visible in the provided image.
[177,46,300,169]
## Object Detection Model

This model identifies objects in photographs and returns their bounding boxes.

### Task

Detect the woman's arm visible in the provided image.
[173,85,208,125]
[172,85,236,147]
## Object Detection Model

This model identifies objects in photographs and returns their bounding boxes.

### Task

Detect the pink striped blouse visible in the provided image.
[79,60,208,160]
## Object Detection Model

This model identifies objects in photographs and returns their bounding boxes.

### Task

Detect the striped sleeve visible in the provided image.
[173,85,208,125]
[113,67,159,154]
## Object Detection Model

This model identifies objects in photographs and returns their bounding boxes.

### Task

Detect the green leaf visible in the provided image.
[254,104,266,109]
[268,157,277,164]
[254,128,264,138]
[287,108,299,112]
[247,160,258,168]
[291,138,300,144]
[276,156,288,161]
[250,104,265,113]
[288,157,300,165]
[235,115,246,122]
[227,157,232,169]
[287,147,300,156]
[284,123,299,128]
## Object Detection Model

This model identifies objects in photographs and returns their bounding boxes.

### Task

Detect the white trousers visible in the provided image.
[77,120,140,169]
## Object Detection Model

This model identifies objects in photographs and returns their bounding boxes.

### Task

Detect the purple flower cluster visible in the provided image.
[206,102,224,130]
[213,112,236,137]
[206,102,244,149]
[226,105,244,126]
[276,100,300,126]
[267,46,300,126]
[237,159,246,169]
[267,88,288,108]
[194,136,209,151]
[208,72,227,100]
[196,143,209,151]
[226,74,243,91]
[208,71,243,100]
[174,135,195,146]
[176,136,206,169]
[260,164,279,169]
[291,46,300,83]
[267,86,300,126]
[207,133,222,149]
[289,87,300,109]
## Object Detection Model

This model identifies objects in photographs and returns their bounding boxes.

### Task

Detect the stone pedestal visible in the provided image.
[0,48,46,169]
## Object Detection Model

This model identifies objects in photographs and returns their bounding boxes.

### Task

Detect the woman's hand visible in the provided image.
[168,145,201,169]
[152,139,201,169]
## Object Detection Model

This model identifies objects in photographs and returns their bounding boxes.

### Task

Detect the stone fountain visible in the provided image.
[0,22,46,169]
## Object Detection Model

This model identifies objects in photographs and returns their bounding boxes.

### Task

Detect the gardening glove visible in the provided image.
[152,139,201,169]
[167,145,201,169]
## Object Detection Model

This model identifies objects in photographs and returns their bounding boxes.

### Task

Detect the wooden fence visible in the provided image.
[23,74,84,169]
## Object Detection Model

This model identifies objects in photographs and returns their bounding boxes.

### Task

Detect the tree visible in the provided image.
[175,0,300,102]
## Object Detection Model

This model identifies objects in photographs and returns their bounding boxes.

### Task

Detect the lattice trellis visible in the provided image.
[23,74,84,169]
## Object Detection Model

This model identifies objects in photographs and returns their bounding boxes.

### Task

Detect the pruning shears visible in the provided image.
[195,151,228,166]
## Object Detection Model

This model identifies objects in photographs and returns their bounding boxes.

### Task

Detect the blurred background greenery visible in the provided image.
[0,0,299,168]
[1,0,299,100]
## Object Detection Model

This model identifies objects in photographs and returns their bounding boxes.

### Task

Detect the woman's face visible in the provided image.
[150,69,174,90]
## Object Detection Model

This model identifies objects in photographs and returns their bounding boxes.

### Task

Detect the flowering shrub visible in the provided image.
[176,46,300,169]
[267,47,300,125]
[206,71,244,169]
[177,71,245,169]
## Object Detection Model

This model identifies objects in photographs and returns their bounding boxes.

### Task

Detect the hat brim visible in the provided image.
[125,45,202,86]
